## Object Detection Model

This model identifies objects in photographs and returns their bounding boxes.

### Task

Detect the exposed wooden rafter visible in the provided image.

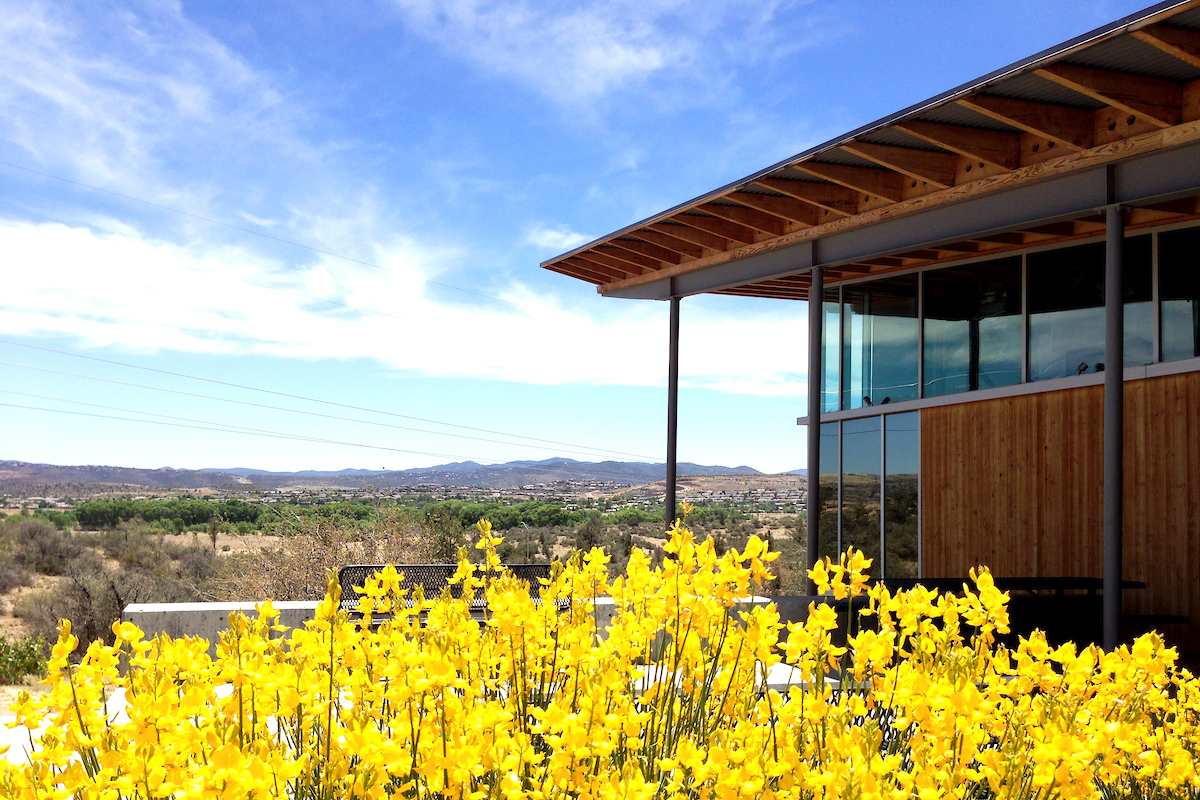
[574,252,642,278]
[593,244,658,272]
[956,95,1095,151]
[727,190,821,225]
[753,178,861,215]
[627,229,704,258]
[1034,63,1182,128]
[893,120,1021,170]
[697,202,789,236]
[791,162,904,202]
[649,221,729,251]
[839,142,959,187]
[672,213,758,245]
[609,237,681,265]
[1132,24,1200,70]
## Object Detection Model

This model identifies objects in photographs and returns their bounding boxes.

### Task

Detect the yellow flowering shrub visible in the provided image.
[2,518,1198,799]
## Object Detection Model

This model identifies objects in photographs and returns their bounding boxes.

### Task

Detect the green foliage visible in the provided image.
[73,497,271,530]
[0,635,46,684]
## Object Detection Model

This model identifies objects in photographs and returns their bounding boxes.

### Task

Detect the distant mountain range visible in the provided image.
[0,458,799,494]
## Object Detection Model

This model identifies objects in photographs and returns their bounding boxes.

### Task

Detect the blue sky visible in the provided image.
[0,0,1149,474]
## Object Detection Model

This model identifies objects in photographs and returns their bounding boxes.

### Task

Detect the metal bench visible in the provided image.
[337,563,553,621]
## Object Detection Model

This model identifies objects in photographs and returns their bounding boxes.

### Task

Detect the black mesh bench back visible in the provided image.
[338,563,552,613]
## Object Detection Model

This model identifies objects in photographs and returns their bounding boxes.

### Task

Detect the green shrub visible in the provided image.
[0,635,46,684]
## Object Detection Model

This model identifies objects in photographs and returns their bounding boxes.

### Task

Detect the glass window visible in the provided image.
[884,413,919,579]
[1027,238,1152,381]
[923,257,1022,397]
[1161,228,1200,362]
[842,275,918,409]
[817,422,839,562]
[840,416,881,577]
[821,289,841,412]
[1124,236,1154,367]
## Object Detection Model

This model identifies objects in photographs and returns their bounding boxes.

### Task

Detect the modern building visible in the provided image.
[542,1,1200,652]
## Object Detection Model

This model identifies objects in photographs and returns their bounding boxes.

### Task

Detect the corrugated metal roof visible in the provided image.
[1063,33,1200,80]
[981,73,1106,107]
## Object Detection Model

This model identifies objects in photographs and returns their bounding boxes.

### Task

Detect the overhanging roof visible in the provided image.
[541,0,1200,300]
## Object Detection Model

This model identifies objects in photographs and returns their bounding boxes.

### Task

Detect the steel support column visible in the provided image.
[806,267,824,591]
[1103,205,1124,650]
[665,296,681,529]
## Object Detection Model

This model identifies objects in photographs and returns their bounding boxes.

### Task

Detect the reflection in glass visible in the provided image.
[1123,236,1154,367]
[817,422,839,563]
[884,413,919,579]
[840,416,880,577]
[923,258,1022,397]
[842,275,918,409]
[822,289,841,412]
[1161,228,1200,362]
[1028,238,1153,381]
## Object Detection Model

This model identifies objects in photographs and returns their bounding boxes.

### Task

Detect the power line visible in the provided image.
[0,158,509,305]
[0,399,668,484]
[0,360,656,462]
[0,339,655,461]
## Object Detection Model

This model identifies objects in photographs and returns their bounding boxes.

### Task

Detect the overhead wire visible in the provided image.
[0,339,656,461]
[0,359,655,462]
[0,398,669,483]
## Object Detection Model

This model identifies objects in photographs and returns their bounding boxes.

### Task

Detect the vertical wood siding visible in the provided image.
[921,371,1200,649]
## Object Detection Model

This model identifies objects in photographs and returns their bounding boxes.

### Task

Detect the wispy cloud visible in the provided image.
[523,224,591,251]
[388,0,836,111]
[0,219,806,397]
[0,1,813,400]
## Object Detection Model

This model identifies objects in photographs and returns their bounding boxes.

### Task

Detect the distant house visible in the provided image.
[543,2,1200,653]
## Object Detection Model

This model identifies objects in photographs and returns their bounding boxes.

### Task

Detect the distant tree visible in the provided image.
[574,511,604,552]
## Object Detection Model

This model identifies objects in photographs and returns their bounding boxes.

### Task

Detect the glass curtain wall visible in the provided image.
[822,289,841,413]
[817,422,839,562]
[1161,228,1200,362]
[1028,237,1153,380]
[839,416,881,577]
[923,257,1022,396]
[822,413,920,579]
[842,275,919,409]
[884,413,919,579]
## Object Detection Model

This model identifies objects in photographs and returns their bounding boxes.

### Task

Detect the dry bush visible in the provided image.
[213,509,437,601]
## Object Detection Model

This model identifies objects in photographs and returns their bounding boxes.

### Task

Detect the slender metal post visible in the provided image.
[665,296,681,529]
[1103,205,1124,649]
[807,267,824,592]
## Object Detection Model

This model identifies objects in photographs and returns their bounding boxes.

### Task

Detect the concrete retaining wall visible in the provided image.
[122,596,773,651]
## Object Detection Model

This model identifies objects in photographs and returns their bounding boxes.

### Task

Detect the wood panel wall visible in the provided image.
[920,371,1200,650]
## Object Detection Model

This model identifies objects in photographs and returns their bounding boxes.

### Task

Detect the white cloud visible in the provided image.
[523,224,592,251]
[0,219,807,397]
[389,0,831,110]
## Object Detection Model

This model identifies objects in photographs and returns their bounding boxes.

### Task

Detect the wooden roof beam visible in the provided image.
[697,202,789,236]
[574,252,643,278]
[791,162,905,202]
[649,222,729,251]
[609,237,683,265]
[546,262,602,284]
[672,213,758,245]
[1132,24,1200,70]
[956,95,1095,151]
[752,177,861,215]
[593,244,659,272]
[892,120,1021,170]
[839,142,958,187]
[627,229,704,258]
[557,259,615,283]
[1034,63,1182,128]
[727,190,821,225]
